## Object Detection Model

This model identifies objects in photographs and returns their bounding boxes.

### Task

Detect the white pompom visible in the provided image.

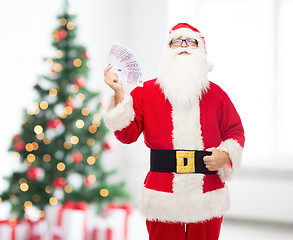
[207,61,213,72]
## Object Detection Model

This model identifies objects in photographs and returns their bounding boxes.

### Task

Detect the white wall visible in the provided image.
[0,0,62,190]
[226,172,293,224]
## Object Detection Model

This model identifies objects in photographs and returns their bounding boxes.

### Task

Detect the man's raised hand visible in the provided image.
[103,65,124,106]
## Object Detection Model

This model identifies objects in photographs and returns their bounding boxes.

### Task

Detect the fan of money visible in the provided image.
[106,42,143,86]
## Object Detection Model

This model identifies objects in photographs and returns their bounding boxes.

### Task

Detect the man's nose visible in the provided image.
[181,40,188,47]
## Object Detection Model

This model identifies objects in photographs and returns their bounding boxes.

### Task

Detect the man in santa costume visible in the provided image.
[102,23,245,240]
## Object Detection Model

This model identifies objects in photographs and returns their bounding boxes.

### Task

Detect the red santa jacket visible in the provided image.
[103,79,244,223]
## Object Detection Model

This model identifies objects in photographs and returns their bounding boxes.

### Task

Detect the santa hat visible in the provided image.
[168,23,213,71]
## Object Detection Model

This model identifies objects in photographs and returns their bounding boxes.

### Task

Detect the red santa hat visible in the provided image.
[168,23,213,71]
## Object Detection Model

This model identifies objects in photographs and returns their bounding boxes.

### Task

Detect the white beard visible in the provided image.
[157,46,210,107]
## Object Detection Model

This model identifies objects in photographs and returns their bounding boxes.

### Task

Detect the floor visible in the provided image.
[129,212,293,240]
[220,218,293,240]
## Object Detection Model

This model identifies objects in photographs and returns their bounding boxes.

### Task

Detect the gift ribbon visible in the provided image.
[25,218,44,240]
[0,218,45,240]
[106,202,133,240]
[92,228,98,240]
[92,227,114,240]
[0,219,20,240]
[57,200,88,240]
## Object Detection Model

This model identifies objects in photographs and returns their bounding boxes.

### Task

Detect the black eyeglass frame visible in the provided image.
[170,38,198,47]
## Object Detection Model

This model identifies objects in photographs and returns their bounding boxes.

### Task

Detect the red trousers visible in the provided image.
[146,217,223,240]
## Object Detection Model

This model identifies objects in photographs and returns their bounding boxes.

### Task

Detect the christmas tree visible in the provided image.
[0,1,129,219]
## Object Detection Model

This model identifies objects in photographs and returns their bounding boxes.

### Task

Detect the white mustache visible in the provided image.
[172,47,196,55]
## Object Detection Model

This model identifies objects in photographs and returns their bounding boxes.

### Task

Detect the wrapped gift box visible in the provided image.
[104,205,148,240]
[45,200,87,240]
[126,210,148,240]
[92,203,137,240]
[91,216,113,240]
[0,219,47,240]
[0,220,28,240]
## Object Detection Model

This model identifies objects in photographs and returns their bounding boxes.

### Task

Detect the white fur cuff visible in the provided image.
[102,93,135,131]
[218,139,243,181]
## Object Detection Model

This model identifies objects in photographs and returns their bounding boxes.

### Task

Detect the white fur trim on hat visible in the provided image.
[168,28,203,42]
[217,139,243,181]
[101,93,135,131]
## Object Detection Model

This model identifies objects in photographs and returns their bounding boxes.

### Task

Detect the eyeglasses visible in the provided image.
[171,38,198,47]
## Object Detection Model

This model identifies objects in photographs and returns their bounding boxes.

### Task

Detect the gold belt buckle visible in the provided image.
[176,151,195,173]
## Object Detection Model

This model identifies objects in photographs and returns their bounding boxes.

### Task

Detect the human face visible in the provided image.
[170,36,198,55]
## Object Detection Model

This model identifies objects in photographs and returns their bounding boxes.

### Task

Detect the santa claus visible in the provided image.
[102,23,245,240]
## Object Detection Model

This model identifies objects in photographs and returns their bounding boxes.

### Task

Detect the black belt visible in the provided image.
[150,149,216,175]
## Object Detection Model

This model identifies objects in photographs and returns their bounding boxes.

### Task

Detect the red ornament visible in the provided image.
[83,51,89,59]
[74,77,86,88]
[13,134,21,141]
[103,141,115,150]
[26,167,43,181]
[72,152,83,163]
[84,175,96,186]
[65,100,75,109]
[13,140,25,151]
[58,29,67,40]
[13,134,25,151]
[52,177,66,188]
[47,118,62,129]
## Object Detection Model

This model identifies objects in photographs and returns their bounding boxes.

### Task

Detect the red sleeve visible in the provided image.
[114,87,144,144]
[216,86,245,180]
[219,90,245,148]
